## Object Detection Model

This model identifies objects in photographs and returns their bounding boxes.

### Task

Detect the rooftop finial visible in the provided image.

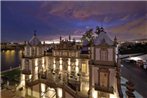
[60,36,62,41]
[114,36,118,46]
[95,26,100,35]
[69,35,71,41]
[114,36,117,41]
[34,30,37,36]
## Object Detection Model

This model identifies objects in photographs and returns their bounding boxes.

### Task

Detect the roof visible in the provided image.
[29,34,41,46]
[94,31,113,45]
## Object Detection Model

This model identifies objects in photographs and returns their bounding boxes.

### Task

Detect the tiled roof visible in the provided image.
[94,31,113,45]
[29,34,41,46]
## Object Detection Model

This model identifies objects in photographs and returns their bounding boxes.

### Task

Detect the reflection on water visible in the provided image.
[1,50,22,71]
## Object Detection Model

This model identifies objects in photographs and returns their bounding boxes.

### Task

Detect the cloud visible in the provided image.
[107,17,147,40]
[39,1,147,21]
[120,15,130,21]
[2,1,147,42]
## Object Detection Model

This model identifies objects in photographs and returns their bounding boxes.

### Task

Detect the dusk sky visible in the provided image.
[1,1,147,42]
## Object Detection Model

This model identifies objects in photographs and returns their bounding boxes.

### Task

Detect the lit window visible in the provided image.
[82,64,87,73]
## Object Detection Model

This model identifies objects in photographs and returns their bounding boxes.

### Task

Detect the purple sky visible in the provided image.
[1,1,147,42]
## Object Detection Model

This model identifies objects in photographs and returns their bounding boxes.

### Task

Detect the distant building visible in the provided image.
[18,27,122,98]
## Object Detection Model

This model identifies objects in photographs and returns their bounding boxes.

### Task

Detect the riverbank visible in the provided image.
[1,66,20,74]
[1,68,21,90]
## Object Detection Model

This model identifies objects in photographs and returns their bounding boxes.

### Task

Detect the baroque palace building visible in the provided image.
[17,27,123,98]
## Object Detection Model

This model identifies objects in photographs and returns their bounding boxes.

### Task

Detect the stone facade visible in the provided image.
[18,27,122,98]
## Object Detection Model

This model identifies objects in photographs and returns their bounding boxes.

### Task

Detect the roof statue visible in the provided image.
[95,26,101,35]
[94,26,113,45]
[69,35,71,41]
[81,26,115,46]
[60,36,62,42]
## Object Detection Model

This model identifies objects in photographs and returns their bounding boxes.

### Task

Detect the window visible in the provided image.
[100,49,108,61]
[64,51,67,56]
[25,59,29,70]
[56,51,59,56]
[100,72,108,87]
[98,69,109,88]
[82,64,87,73]
[72,52,75,57]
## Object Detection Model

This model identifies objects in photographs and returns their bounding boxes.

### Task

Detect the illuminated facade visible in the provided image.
[18,27,122,98]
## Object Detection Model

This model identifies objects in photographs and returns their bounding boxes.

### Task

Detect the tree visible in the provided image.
[81,28,94,46]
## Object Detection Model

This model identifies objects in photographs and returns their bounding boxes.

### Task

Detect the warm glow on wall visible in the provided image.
[60,64,62,71]
[42,58,45,71]
[92,88,97,98]
[53,63,56,70]
[75,59,79,66]
[68,65,71,72]
[35,58,38,66]
[75,66,79,73]
[21,74,25,87]
[81,81,89,93]
[60,58,62,65]
[29,75,32,80]
[57,88,63,98]
[68,58,71,65]
[110,93,117,98]
[42,57,45,64]
[41,83,46,98]
[82,64,87,73]
[53,58,56,63]
[35,66,38,80]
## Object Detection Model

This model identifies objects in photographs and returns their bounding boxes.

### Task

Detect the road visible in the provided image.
[121,61,147,97]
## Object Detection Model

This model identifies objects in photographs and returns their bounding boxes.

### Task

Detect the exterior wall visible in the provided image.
[109,68,116,87]
[91,88,98,98]
[108,48,113,61]
[80,81,89,94]
[93,66,99,86]
[45,56,49,71]
[37,47,40,56]
[65,92,74,98]
[32,84,40,98]
[30,47,32,57]
[21,59,25,70]
[95,48,100,60]
[91,47,94,60]
[29,60,32,72]
[115,47,118,63]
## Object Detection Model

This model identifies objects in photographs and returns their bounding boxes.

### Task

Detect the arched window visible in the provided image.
[100,49,108,61]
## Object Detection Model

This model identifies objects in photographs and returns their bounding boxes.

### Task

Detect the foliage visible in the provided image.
[81,28,94,45]
[1,69,21,85]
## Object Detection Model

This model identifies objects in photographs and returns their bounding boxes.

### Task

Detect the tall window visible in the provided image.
[100,72,108,87]
[82,64,87,73]
[100,49,108,61]
[25,59,29,70]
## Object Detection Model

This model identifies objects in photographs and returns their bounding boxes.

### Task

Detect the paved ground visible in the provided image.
[121,62,147,97]
[121,77,143,98]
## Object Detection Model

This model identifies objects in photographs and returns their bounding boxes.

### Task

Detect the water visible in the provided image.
[1,49,22,71]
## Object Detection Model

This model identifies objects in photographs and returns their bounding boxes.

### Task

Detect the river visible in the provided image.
[1,49,22,71]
